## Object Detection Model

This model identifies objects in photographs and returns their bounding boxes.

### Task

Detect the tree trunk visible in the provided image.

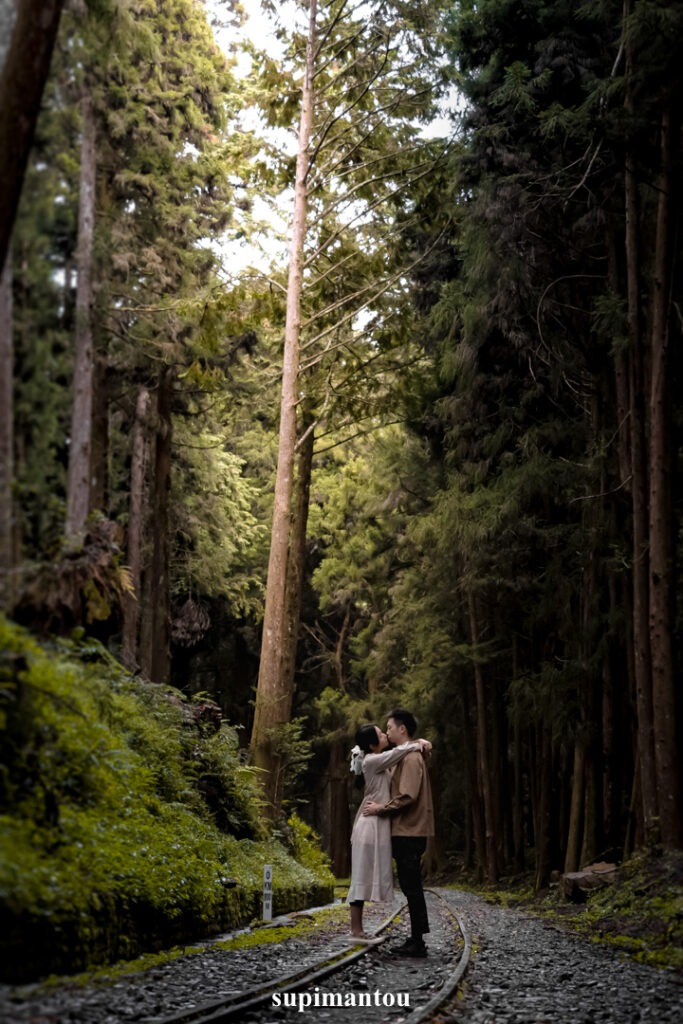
[250,0,317,813]
[534,724,553,891]
[564,741,585,874]
[65,88,96,548]
[280,412,315,705]
[512,709,525,873]
[468,589,498,883]
[461,677,479,873]
[139,368,172,684]
[602,643,617,853]
[89,349,109,513]
[0,246,14,611]
[648,101,681,848]
[122,386,151,672]
[323,740,351,877]
[0,0,65,270]
[623,21,658,839]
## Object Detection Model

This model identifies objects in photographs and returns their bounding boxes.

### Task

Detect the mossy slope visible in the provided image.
[0,617,334,982]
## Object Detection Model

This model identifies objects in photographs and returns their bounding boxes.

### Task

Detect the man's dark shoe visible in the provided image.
[389,938,427,958]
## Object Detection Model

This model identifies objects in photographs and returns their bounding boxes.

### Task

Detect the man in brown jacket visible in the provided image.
[362,707,434,957]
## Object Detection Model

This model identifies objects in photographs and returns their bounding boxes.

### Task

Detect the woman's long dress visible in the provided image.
[346,743,420,904]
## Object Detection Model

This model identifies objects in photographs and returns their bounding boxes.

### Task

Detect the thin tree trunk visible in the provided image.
[623,12,658,839]
[512,709,525,873]
[534,724,553,891]
[564,742,585,874]
[280,413,315,704]
[528,723,539,852]
[324,740,351,877]
[491,671,506,870]
[139,369,173,683]
[468,589,498,883]
[580,742,598,867]
[602,647,616,853]
[511,637,525,873]
[65,89,96,548]
[0,246,14,610]
[89,350,109,513]
[648,101,681,848]
[0,0,65,270]
[122,386,150,671]
[250,0,317,812]
[461,678,478,873]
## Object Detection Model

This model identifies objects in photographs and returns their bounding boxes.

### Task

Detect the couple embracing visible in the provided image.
[347,708,434,958]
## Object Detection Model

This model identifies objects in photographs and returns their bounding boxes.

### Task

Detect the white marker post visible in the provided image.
[263,864,273,921]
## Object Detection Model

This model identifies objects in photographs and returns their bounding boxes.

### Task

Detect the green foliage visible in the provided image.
[0,617,332,974]
[171,418,266,617]
[533,851,683,972]
[267,717,315,810]
[282,813,334,884]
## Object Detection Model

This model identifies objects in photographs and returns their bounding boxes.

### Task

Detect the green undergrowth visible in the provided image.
[0,616,334,982]
[538,850,683,972]
[460,850,683,972]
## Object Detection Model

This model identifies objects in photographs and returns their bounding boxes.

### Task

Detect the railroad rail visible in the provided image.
[150,888,471,1024]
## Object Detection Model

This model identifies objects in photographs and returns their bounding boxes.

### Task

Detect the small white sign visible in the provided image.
[263,864,273,921]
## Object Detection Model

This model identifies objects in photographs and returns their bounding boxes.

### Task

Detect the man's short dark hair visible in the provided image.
[387,707,417,737]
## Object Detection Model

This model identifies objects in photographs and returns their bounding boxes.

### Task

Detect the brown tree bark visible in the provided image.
[250,0,317,814]
[564,741,585,873]
[139,368,173,684]
[0,246,14,610]
[279,412,315,708]
[268,421,315,814]
[65,89,96,548]
[534,724,553,891]
[461,678,480,874]
[89,350,109,514]
[511,709,525,873]
[0,0,65,271]
[122,386,151,672]
[321,739,351,877]
[468,589,498,883]
[648,101,681,848]
[623,17,658,839]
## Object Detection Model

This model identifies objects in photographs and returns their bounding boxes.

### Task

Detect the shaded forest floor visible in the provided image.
[449,849,683,973]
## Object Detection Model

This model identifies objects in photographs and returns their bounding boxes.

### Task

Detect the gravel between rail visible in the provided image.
[1,888,682,1023]
[439,888,683,1024]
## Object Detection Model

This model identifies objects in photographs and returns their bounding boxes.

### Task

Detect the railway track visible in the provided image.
[149,889,471,1024]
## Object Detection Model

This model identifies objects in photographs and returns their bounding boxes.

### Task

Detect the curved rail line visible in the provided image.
[152,889,471,1024]
[406,888,472,1024]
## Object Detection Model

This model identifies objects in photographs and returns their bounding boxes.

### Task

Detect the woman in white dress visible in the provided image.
[347,723,431,940]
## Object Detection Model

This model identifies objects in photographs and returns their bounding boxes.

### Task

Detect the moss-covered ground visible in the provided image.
[447,850,683,973]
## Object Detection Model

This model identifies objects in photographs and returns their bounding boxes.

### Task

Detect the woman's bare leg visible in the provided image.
[350,901,364,936]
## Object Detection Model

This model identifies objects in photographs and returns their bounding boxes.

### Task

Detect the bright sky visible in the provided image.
[204,1,294,276]
[203,1,458,278]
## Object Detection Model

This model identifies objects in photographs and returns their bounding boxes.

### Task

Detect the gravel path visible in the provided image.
[1,889,681,1023]
[440,889,683,1024]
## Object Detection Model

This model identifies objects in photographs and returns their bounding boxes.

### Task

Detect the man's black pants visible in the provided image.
[392,835,429,940]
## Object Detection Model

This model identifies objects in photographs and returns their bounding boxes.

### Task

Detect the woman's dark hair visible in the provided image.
[356,724,380,753]
[353,724,380,789]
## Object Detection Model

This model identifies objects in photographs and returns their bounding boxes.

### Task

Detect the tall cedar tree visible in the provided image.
[249,0,448,815]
